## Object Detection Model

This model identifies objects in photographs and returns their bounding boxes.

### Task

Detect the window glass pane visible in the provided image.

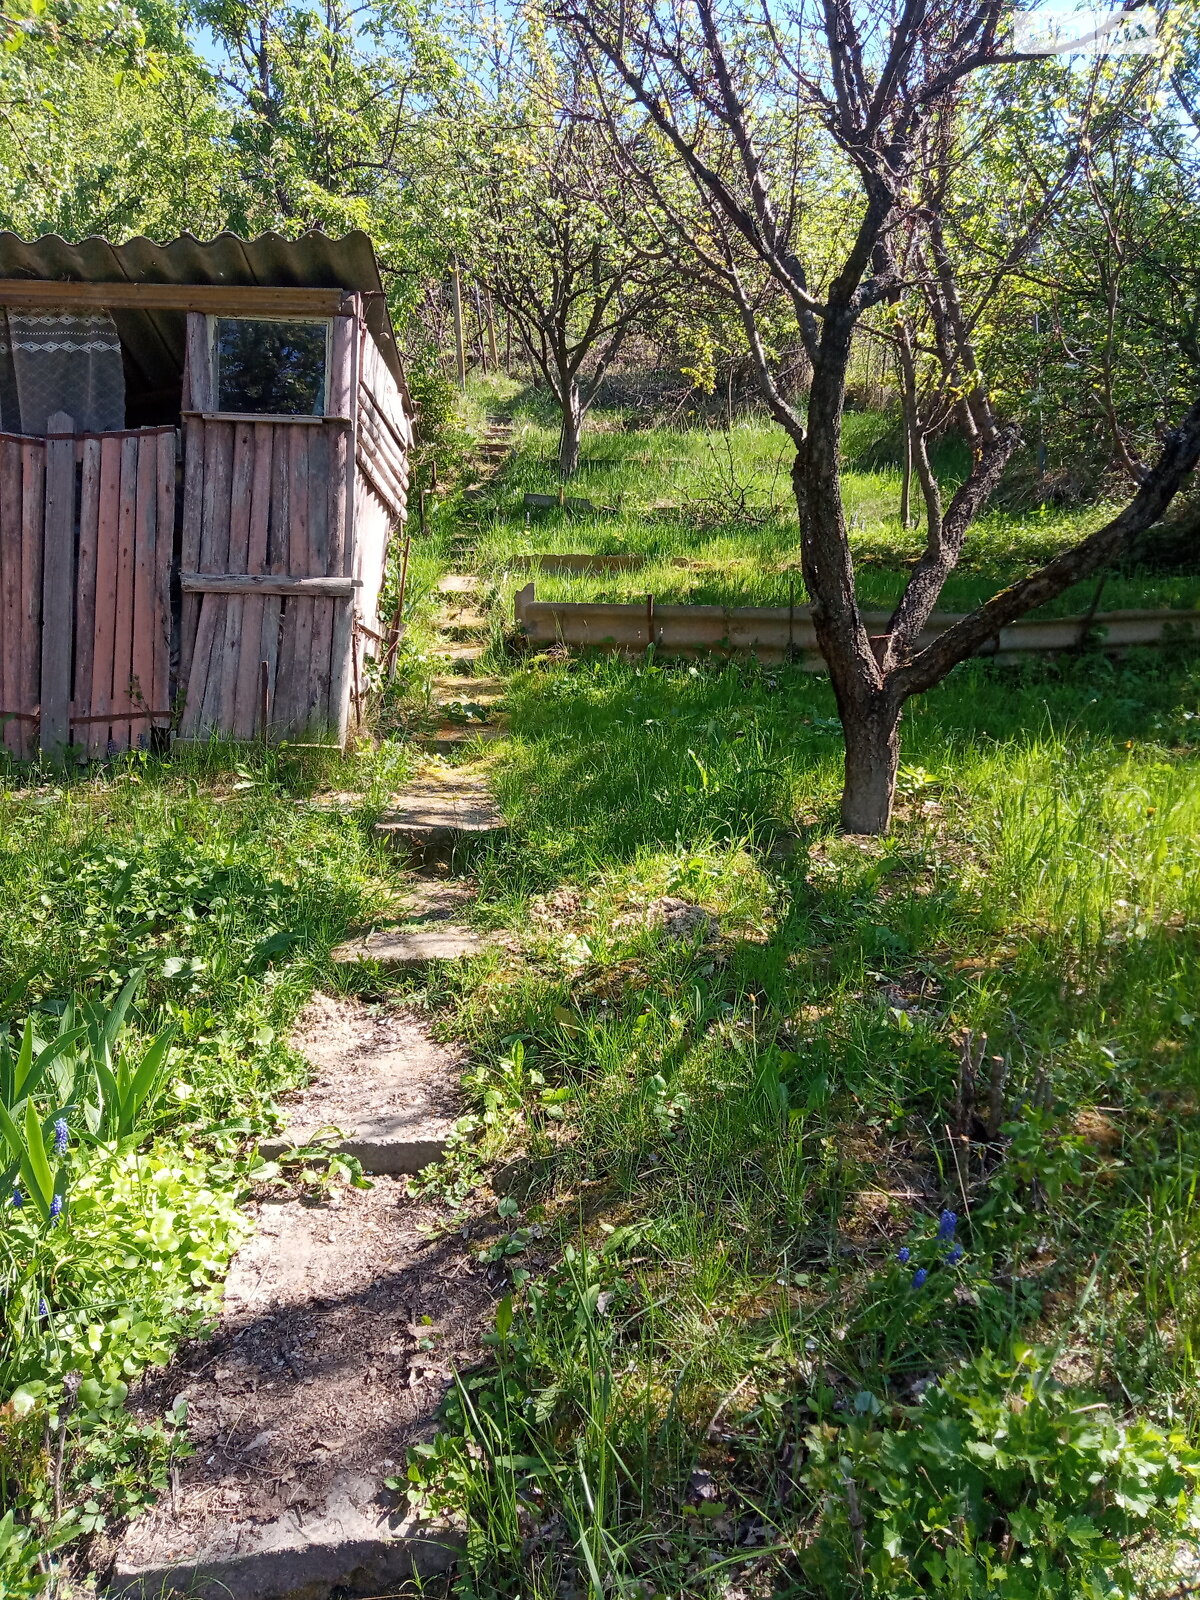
[214,318,327,415]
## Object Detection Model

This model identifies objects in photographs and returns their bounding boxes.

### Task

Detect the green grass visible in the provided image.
[391,388,1200,1596]
[454,391,1200,618]
[399,638,1200,1595]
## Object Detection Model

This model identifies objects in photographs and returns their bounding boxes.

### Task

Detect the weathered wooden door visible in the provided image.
[175,416,355,743]
[175,311,357,745]
[0,415,175,759]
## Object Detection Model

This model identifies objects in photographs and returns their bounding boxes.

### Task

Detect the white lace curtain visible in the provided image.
[0,307,125,435]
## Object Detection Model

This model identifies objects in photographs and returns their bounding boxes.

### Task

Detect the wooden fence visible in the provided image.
[514,584,1200,665]
[1,417,175,759]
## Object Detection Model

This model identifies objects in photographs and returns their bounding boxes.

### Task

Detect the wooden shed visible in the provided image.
[0,230,412,759]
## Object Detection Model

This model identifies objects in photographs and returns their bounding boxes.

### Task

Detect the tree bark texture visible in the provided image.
[558,377,583,476]
[839,693,903,834]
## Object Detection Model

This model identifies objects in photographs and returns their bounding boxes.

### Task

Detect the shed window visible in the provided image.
[213,317,329,416]
[0,307,125,435]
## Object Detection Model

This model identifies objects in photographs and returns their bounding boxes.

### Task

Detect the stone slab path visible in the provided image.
[438,641,486,665]
[111,431,520,1600]
[374,765,506,861]
[113,1177,484,1598]
[258,995,461,1173]
[112,992,490,1600]
[331,924,495,968]
[426,725,506,757]
[432,675,505,706]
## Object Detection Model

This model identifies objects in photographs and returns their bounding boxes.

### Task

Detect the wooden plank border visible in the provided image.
[513,586,1200,664]
[39,413,76,756]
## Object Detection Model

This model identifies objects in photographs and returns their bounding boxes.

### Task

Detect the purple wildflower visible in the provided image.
[897,1247,911,1264]
[49,1194,63,1221]
[944,1244,965,1266]
[11,1187,22,1208]
[911,1268,928,1289]
[937,1210,957,1241]
[38,1298,49,1318]
[54,1118,69,1154]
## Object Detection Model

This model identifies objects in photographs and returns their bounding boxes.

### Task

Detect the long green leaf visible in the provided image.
[22,1027,86,1109]
[0,1097,24,1169]
[104,971,144,1053]
[10,1020,34,1106]
[94,1054,120,1141]
[118,1026,175,1138]
[23,1098,54,1214]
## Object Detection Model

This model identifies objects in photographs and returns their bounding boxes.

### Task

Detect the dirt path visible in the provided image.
[112,424,515,1598]
[111,994,493,1599]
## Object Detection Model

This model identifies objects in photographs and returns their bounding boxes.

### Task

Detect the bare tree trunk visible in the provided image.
[795,308,905,835]
[839,693,902,833]
[451,261,466,389]
[558,377,583,475]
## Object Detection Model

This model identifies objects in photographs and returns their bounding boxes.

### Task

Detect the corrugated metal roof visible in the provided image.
[0,229,406,399]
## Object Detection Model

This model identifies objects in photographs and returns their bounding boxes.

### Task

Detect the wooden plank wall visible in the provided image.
[0,425,174,760]
[0,432,43,759]
[176,311,412,747]
[355,331,411,646]
[177,417,351,741]
[71,428,175,756]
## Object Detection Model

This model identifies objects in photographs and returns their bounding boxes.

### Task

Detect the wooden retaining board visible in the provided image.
[513,585,1200,665]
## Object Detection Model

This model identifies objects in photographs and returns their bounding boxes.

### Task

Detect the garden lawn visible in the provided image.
[384,391,1200,1596]
[3,387,1199,1597]
[427,388,1200,621]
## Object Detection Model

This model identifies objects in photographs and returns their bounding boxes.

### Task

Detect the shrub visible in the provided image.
[800,1348,1200,1599]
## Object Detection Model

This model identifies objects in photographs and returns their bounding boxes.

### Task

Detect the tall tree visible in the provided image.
[194,0,463,324]
[556,0,1200,831]
[0,0,227,240]
[460,41,672,474]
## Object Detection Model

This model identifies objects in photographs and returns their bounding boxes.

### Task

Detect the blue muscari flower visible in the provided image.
[11,1187,22,1208]
[54,1118,69,1154]
[944,1244,965,1266]
[937,1210,957,1241]
[38,1298,49,1318]
[897,1247,911,1264]
[911,1268,928,1289]
[49,1194,63,1221]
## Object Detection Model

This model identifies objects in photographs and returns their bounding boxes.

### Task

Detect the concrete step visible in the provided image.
[373,769,505,862]
[258,999,461,1175]
[439,642,486,663]
[431,676,506,705]
[437,613,489,637]
[398,876,477,924]
[438,573,480,594]
[332,926,494,967]
[113,1473,459,1600]
[425,724,507,757]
